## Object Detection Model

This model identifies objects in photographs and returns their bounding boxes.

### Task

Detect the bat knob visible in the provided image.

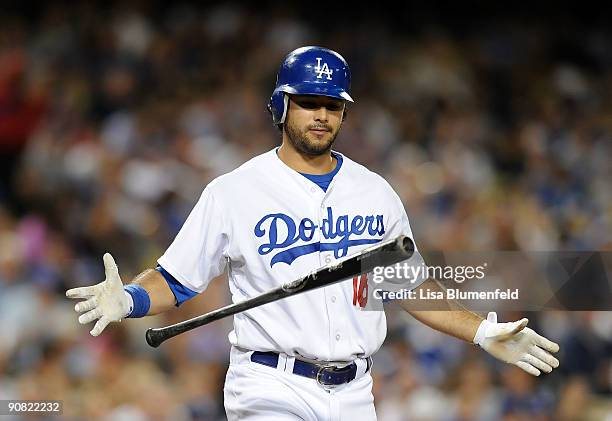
[145,328,163,348]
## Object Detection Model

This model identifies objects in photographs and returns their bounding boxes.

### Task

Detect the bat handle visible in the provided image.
[145,328,165,348]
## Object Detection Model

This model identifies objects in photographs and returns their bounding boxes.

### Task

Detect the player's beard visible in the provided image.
[285,119,340,156]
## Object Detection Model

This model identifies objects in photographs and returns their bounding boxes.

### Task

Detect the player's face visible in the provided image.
[284,95,345,156]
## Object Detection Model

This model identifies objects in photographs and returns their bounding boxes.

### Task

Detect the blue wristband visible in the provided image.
[124,285,151,318]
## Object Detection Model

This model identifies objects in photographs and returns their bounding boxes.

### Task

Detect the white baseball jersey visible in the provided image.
[158,148,424,362]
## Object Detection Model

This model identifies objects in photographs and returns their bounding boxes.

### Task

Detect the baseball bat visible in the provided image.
[146,235,414,347]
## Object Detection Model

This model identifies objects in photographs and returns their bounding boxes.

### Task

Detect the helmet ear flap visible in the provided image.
[269,91,289,124]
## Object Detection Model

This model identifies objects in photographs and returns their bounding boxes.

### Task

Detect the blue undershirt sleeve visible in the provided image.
[156,264,199,306]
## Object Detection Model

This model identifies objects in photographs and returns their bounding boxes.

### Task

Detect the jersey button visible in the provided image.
[331,296,336,303]
[335,334,341,341]
[310,187,317,193]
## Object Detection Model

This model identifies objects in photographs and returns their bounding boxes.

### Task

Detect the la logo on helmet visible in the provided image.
[315,57,333,80]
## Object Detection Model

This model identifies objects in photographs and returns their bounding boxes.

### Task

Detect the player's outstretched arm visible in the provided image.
[66,253,177,336]
[398,278,484,342]
[398,278,560,376]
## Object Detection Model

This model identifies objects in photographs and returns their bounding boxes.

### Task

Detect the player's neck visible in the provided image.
[277,142,336,175]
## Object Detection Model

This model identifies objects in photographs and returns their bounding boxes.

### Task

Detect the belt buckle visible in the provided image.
[316,364,342,390]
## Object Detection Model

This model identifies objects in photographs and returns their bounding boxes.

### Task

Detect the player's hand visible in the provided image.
[66,253,131,336]
[474,312,560,376]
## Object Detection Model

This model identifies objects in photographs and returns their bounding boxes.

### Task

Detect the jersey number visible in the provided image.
[352,274,368,308]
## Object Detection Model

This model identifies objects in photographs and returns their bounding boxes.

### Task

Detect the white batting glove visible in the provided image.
[66,253,131,336]
[473,312,560,376]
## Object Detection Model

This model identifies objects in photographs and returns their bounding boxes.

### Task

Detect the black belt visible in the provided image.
[250,351,371,386]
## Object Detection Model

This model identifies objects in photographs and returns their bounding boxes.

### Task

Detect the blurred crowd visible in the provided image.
[0,2,611,420]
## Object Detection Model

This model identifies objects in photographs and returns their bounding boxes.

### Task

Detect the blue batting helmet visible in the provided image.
[268,46,354,125]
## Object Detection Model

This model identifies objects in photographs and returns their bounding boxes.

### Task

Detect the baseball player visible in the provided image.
[66,46,560,420]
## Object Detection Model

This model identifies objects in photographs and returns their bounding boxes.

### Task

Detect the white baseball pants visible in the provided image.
[224,346,377,420]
